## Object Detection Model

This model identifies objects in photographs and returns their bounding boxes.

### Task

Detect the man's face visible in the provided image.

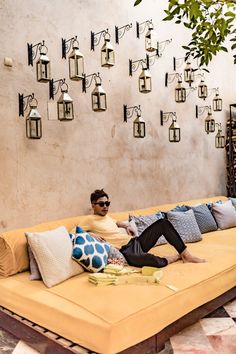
[92,196,110,216]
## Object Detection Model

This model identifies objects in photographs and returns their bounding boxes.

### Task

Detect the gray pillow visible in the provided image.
[211,200,236,229]
[167,209,202,243]
[27,245,42,280]
[188,204,218,234]
[129,213,164,236]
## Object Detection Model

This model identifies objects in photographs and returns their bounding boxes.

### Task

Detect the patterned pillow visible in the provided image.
[108,245,128,265]
[72,232,110,272]
[211,200,236,230]
[129,212,164,236]
[187,204,218,234]
[167,209,202,243]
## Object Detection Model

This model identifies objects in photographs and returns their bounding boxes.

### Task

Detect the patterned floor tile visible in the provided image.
[205,307,230,318]
[207,335,236,354]
[0,329,18,354]
[224,299,236,317]
[200,318,236,336]
[12,341,40,354]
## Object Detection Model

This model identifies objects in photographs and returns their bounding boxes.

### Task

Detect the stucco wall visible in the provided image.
[0,0,235,231]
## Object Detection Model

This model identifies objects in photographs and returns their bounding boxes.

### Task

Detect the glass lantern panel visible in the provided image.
[69,56,84,80]
[145,30,158,52]
[26,118,42,139]
[101,49,115,67]
[216,135,225,148]
[133,122,145,138]
[36,61,51,82]
[198,85,208,99]
[58,102,74,120]
[175,88,186,102]
[92,93,107,111]
[184,69,194,83]
[139,77,152,93]
[213,98,222,111]
[205,119,215,133]
[169,128,180,142]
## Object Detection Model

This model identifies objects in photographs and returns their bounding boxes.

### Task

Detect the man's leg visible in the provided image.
[138,219,186,253]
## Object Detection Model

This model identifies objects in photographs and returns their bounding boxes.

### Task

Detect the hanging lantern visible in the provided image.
[69,39,84,81]
[213,92,222,112]
[133,113,145,138]
[101,32,115,67]
[215,124,225,148]
[139,67,152,93]
[26,100,42,139]
[91,76,107,112]
[205,108,215,134]
[169,116,180,142]
[36,45,51,83]
[198,79,208,100]
[57,83,74,121]
[175,77,186,103]
[184,62,194,86]
[145,23,158,52]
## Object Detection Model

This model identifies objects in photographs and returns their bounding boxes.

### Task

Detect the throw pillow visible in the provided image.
[211,200,236,229]
[129,213,164,236]
[187,204,218,234]
[27,245,41,280]
[108,245,128,265]
[72,232,110,272]
[26,226,83,288]
[229,197,236,210]
[167,209,202,243]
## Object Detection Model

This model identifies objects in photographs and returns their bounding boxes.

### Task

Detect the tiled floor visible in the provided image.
[0,298,236,354]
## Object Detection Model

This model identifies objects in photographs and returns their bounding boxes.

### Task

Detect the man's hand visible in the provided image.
[90,232,106,242]
[126,226,136,236]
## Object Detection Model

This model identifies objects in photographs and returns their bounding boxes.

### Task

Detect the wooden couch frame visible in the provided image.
[0,286,235,354]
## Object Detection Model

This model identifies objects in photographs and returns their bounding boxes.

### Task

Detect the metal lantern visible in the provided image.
[145,23,158,52]
[133,114,145,138]
[57,84,74,121]
[215,124,225,148]
[101,32,115,67]
[26,101,42,139]
[36,46,51,82]
[139,67,152,93]
[91,77,107,112]
[205,109,215,134]
[213,93,222,112]
[198,79,208,100]
[169,116,180,142]
[184,62,194,86]
[69,39,84,81]
[175,78,186,103]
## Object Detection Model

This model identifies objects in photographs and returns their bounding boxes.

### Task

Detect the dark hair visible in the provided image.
[90,189,109,203]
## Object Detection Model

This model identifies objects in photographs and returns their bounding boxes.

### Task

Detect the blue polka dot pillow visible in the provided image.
[70,226,110,273]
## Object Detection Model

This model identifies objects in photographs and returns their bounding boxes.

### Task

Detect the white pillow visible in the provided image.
[26,226,84,288]
[211,200,236,230]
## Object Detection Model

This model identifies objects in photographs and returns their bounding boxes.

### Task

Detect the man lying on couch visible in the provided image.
[79,189,206,268]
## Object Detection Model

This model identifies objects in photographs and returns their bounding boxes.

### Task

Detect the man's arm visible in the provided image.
[116,221,136,236]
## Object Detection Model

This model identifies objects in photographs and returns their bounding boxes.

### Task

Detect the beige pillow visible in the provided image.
[211,200,236,229]
[26,226,84,287]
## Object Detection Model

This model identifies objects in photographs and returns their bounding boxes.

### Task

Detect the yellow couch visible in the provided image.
[0,196,236,354]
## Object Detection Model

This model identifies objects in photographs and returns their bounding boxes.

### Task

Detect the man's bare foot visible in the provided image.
[166,254,181,264]
[181,249,206,263]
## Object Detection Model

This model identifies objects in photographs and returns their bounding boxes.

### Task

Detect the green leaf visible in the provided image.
[134,0,142,6]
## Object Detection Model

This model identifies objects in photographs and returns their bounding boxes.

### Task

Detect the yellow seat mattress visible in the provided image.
[0,196,236,353]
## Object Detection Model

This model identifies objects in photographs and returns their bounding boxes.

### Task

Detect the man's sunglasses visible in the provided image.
[93,201,111,207]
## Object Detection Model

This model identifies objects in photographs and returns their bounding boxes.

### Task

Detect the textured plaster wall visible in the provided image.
[0,0,235,231]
